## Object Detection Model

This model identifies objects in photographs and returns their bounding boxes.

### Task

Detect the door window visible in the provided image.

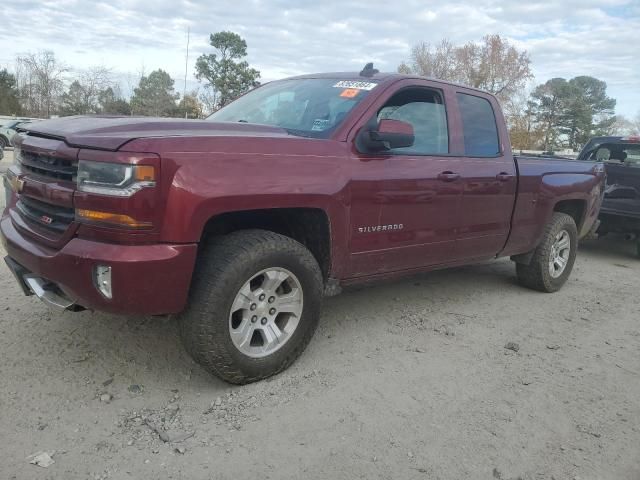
[378,88,448,155]
[457,93,500,157]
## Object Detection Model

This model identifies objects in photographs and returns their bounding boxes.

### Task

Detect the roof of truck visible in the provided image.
[286,70,495,96]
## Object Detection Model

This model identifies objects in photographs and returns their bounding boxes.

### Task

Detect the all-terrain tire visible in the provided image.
[516,212,578,293]
[179,229,323,384]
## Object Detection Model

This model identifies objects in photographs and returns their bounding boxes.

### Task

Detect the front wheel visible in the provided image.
[516,212,578,293]
[179,230,323,384]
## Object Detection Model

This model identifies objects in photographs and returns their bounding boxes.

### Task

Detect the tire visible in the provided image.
[516,212,578,293]
[179,229,323,384]
[0,136,7,150]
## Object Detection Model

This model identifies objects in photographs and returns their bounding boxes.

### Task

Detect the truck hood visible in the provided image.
[23,115,293,151]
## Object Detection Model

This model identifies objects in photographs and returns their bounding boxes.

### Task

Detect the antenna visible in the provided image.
[183,26,190,119]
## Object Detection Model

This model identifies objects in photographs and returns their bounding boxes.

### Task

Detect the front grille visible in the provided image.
[18,150,78,182]
[16,196,75,232]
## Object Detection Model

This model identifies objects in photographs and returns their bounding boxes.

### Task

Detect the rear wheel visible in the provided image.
[179,229,323,384]
[516,212,578,292]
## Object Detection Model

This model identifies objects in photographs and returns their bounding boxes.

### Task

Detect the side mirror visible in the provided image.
[356,119,415,152]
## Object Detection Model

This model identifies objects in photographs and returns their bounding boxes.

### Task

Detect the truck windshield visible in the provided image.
[206,78,378,137]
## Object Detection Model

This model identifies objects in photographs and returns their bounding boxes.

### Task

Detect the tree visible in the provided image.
[0,69,21,115]
[175,91,203,119]
[612,113,640,136]
[399,35,532,105]
[529,78,574,151]
[60,80,89,115]
[98,87,131,115]
[15,50,69,117]
[561,76,616,148]
[130,69,179,117]
[505,92,545,151]
[195,31,260,110]
[529,76,616,151]
[59,67,114,116]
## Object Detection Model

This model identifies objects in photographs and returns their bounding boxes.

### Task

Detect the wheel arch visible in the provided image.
[553,198,587,232]
[200,207,332,280]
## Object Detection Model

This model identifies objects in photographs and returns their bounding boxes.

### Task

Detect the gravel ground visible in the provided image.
[0,176,639,480]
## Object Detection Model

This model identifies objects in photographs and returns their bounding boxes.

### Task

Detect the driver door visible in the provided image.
[348,82,464,277]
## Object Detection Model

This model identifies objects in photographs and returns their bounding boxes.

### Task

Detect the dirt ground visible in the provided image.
[0,173,639,480]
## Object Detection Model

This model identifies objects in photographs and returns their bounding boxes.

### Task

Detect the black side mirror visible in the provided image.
[356,118,415,153]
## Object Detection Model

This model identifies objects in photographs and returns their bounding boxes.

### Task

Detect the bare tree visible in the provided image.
[199,87,219,115]
[60,66,114,115]
[399,39,458,81]
[15,50,69,117]
[399,35,533,104]
[612,113,640,136]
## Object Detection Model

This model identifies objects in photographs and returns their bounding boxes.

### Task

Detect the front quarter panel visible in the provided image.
[123,135,352,277]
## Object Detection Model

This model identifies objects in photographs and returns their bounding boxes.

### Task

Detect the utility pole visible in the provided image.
[183,26,190,119]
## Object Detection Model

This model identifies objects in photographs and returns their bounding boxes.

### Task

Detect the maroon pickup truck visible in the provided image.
[2,67,605,384]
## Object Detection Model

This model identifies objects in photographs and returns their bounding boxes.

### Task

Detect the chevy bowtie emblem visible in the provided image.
[8,175,25,194]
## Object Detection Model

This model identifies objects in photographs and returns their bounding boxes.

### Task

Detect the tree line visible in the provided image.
[1,32,638,151]
[0,31,259,120]
[399,34,638,151]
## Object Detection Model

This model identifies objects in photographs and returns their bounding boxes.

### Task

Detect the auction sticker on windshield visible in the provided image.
[333,81,378,90]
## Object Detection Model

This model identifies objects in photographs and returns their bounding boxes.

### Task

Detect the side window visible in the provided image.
[378,88,448,155]
[457,93,500,156]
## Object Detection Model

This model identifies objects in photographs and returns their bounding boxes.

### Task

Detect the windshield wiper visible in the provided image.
[237,119,249,123]
[284,128,314,138]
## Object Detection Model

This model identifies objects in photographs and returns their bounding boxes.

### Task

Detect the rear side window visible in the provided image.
[457,93,500,156]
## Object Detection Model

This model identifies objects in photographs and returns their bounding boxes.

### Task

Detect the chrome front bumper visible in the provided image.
[4,256,80,311]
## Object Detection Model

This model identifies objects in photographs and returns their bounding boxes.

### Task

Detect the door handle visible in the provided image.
[437,171,460,182]
[496,172,514,182]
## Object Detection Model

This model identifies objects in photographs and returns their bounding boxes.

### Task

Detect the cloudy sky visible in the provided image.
[1,0,638,116]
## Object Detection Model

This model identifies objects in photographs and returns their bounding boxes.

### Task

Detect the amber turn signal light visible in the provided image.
[134,165,156,182]
[76,209,152,229]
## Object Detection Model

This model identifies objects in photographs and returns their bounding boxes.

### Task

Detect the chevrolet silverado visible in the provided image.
[2,66,605,383]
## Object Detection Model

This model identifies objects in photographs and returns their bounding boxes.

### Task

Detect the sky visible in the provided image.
[1,0,638,117]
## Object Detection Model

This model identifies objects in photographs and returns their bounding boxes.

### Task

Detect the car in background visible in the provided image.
[578,135,640,255]
[0,120,35,149]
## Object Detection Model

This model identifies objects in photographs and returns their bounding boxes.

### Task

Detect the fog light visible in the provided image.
[95,265,112,299]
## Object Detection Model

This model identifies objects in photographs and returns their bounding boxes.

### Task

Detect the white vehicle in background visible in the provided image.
[0,119,38,149]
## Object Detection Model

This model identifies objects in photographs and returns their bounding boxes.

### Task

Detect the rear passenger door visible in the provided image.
[451,91,517,260]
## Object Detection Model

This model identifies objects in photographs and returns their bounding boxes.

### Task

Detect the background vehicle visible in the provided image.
[0,119,35,149]
[578,136,640,255]
[2,68,605,384]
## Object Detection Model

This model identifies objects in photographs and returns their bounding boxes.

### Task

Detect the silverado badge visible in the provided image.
[358,224,404,233]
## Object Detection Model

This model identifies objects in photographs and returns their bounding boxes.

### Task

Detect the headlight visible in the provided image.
[77,160,156,197]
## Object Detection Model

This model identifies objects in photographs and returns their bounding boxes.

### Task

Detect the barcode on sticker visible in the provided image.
[333,81,377,90]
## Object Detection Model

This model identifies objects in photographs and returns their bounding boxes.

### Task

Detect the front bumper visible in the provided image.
[1,215,198,315]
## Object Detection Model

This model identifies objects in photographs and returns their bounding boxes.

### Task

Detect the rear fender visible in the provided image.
[503,172,601,256]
